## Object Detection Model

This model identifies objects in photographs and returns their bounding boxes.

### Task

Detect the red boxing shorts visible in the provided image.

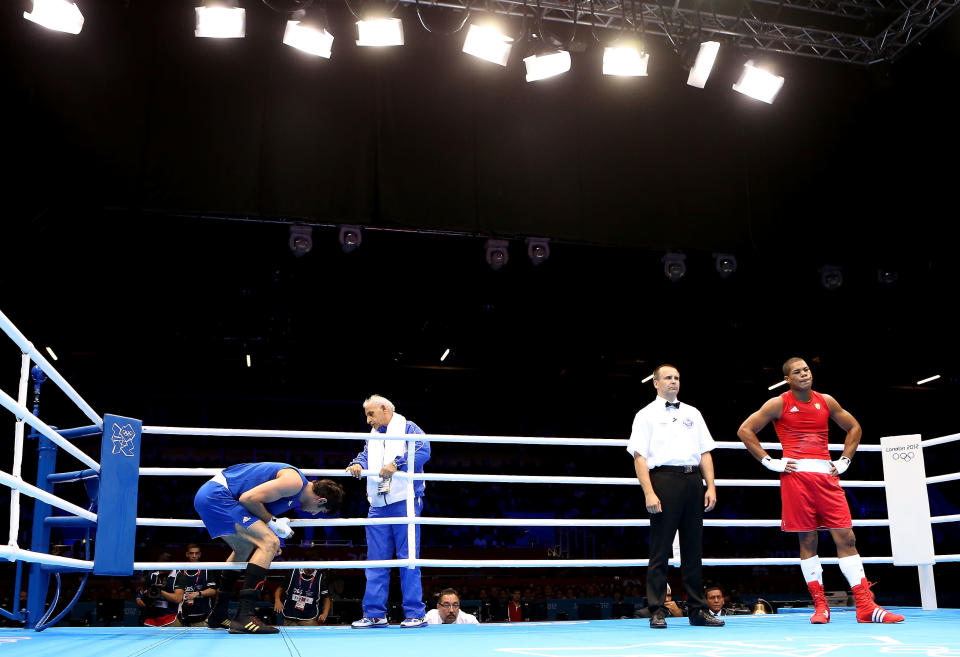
[780,471,852,531]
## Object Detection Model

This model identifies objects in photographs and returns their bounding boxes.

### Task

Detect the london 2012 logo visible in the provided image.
[891,451,915,462]
[885,442,919,464]
[111,422,136,457]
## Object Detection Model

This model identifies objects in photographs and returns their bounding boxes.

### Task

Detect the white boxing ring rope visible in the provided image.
[2,308,960,618]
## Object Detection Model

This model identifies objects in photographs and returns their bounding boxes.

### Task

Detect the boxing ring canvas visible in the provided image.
[2,610,959,657]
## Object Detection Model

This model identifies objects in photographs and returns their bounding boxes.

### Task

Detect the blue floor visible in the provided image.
[2,608,958,657]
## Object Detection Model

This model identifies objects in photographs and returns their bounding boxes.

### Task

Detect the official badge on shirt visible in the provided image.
[683,418,694,428]
[814,403,821,410]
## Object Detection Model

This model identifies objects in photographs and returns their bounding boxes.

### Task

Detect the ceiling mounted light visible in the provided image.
[526,237,550,265]
[714,253,737,278]
[687,41,720,88]
[23,0,84,34]
[463,23,513,66]
[356,17,403,47]
[662,253,687,282]
[339,225,362,253]
[289,225,313,257]
[733,60,784,103]
[819,265,843,290]
[603,45,649,77]
[877,269,899,285]
[523,35,570,82]
[284,8,334,58]
[195,1,246,39]
[485,239,509,271]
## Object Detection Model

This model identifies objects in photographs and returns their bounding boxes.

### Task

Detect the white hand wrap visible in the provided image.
[268,516,294,539]
[832,456,851,475]
[761,456,788,473]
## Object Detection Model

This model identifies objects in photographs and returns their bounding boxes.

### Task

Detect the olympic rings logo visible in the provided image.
[891,451,915,462]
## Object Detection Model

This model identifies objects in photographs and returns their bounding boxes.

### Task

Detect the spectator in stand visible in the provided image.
[507,590,524,622]
[425,589,479,625]
[664,584,687,617]
[706,586,730,617]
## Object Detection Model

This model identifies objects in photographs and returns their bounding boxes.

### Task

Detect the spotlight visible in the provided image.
[732,60,784,103]
[662,253,686,282]
[195,1,246,39]
[485,239,509,271]
[523,36,570,82]
[602,44,649,77]
[289,225,313,257]
[356,17,403,46]
[463,23,513,66]
[23,0,84,34]
[819,265,843,290]
[877,269,899,285]
[338,225,362,253]
[526,237,550,265]
[284,8,334,58]
[686,41,720,88]
[713,253,737,278]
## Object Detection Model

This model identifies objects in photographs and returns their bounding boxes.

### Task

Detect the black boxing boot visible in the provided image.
[206,569,240,629]
[228,588,279,634]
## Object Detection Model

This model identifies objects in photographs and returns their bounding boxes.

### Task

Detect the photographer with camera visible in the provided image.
[136,552,178,627]
[172,544,218,627]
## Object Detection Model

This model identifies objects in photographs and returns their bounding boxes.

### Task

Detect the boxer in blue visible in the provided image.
[194,462,344,634]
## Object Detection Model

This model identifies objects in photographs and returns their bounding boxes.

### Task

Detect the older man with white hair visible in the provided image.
[347,395,431,628]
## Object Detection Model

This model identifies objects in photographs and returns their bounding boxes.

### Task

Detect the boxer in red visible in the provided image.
[737,357,904,624]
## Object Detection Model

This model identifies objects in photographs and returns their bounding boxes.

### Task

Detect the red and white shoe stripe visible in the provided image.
[872,607,887,623]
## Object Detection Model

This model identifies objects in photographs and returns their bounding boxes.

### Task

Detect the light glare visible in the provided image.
[916,374,941,385]
[602,47,649,76]
[283,20,334,58]
[687,41,720,88]
[641,374,654,383]
[733,60,784,103]
[195,6,246,38]
[523,50,571,82]
[245,354,252,368]
[462,24,513,66]
[23,0,84,34]
[768,379,788,391]
[45,346,59,361]
[440,348,450,362]
[356,18,404,46]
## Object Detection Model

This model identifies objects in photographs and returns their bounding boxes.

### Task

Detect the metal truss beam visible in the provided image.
[406,0,960,64]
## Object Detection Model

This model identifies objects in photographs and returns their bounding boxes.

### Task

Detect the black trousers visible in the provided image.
[646,468,707,613]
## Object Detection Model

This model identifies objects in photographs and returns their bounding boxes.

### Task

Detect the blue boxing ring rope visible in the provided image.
[3,305,960,640]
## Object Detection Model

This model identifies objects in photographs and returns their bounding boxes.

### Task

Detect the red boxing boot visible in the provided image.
[853,579,904,623]
[807,581,830,624]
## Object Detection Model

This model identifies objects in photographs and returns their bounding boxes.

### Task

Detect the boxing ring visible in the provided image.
[3,305,960,656]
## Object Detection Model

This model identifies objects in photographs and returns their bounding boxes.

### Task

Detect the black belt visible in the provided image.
[653,465,700,474]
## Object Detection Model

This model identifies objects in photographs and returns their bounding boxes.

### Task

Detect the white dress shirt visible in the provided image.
[424,608,480,624]
[626,397,716,468]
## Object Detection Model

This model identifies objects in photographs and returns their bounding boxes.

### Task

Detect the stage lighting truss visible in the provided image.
[382,0,960,65]
[662,252,687,282]
[485,239,510,270]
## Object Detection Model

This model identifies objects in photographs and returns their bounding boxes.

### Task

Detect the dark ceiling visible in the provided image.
[2,1,958,446]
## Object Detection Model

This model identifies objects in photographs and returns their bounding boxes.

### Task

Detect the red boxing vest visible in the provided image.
[773,390,831,459]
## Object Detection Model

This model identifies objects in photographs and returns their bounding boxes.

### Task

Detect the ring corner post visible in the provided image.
[93,414,143,577]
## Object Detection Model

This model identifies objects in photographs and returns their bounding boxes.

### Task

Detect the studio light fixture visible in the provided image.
[289,224,313,257]
[732,60,784,103]
[356,17,403,46]
[714,253,737,278]
[819,265,843,290]
[485,239,509,270]
[463,23,513,66]
[284,8,334,58]
[526,237,550,265]
[662,253,687,282]
[602,45,649,76]
[877,269,899,285]
[339,225,362,253]
[23,0,84,34]
[523,35,570,82]
[686,41,720,88]
[195,1,246,39]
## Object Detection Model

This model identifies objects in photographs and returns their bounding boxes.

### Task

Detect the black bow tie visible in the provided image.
[665,401,680,409]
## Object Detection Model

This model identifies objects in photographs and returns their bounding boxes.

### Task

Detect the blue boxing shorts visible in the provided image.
[194,479,261,538]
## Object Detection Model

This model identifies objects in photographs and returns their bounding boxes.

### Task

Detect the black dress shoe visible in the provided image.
[688,609,725,627]
[649,609,667,629]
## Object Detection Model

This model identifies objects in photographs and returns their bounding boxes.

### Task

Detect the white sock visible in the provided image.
[800,555,823,585]
[838,554,866,588]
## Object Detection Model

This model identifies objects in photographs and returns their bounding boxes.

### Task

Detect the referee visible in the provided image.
[627,364,724,629]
